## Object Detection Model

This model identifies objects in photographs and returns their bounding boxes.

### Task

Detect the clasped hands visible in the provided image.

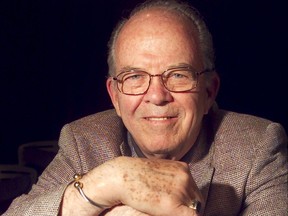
[63,156,203,216]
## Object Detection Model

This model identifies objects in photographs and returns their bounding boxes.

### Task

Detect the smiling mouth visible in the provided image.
[145,116,175,121]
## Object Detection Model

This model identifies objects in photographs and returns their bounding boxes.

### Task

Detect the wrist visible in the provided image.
[73,174,110,209]
[80,168,124,208]
[61,182,103,216]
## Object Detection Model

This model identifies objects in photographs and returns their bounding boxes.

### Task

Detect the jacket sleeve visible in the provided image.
[241,123,288,215]
[3,123,84,216]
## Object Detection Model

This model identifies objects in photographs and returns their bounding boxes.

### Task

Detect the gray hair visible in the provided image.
[107,0,215,76]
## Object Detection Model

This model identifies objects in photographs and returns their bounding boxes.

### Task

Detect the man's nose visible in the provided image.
[143,76,173,105]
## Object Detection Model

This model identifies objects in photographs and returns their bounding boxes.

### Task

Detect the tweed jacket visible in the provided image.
[3,106,288,216]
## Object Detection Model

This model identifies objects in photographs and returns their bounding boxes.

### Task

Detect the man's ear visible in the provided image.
[204,72,220,114]
[106,77,121,117]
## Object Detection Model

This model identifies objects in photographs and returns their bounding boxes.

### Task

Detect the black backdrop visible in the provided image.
[1,0,287,164]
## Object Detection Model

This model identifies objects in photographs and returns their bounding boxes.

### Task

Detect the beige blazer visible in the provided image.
[3,106,288,215]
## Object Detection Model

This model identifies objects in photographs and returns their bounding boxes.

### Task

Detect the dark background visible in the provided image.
[1,0,287,164]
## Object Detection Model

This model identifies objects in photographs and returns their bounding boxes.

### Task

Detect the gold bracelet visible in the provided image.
[73,174,109,209]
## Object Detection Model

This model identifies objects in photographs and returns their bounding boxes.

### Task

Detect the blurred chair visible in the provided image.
[0,164,37,214]
[18,140,59,176]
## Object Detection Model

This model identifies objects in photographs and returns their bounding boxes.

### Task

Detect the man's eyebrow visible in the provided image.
[119,66,143,72]
[119,63,194,73]
[167,63,193,69]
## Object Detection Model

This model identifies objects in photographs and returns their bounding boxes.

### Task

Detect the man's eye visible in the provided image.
[169,72,189,79]
[127,74,142,80]
[173,73,185,78]
[123,73,146,82]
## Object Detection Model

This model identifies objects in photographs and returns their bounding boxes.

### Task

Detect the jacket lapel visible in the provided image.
[120,141,132,156]
[189,153,215,212]
[185,113,216,211]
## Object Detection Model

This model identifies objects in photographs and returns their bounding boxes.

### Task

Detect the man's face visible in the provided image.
[107,9,218,160]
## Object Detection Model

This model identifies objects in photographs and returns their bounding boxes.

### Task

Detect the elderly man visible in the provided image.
[4,0,287,215]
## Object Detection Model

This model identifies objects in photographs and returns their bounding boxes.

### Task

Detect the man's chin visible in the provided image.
[142,148,177,160]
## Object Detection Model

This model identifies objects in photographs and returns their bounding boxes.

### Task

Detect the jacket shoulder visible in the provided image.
[59,109,126,171]
[211,108,286,168]
[66,109,126,149]
[70,109,121,126]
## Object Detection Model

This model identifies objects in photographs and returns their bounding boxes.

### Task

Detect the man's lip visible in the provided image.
[144,116,177,121]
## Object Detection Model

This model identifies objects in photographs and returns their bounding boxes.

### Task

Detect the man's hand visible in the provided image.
[104,205,150,216]
[61,156,203,216]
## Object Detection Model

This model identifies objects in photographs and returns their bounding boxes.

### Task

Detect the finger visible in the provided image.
[187,200,202,215]
[176,204,201,216]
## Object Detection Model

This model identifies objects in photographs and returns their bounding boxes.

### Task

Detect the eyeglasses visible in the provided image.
[112,66,214,95]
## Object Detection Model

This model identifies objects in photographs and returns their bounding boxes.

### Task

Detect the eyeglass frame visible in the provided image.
[112,66,215,96]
